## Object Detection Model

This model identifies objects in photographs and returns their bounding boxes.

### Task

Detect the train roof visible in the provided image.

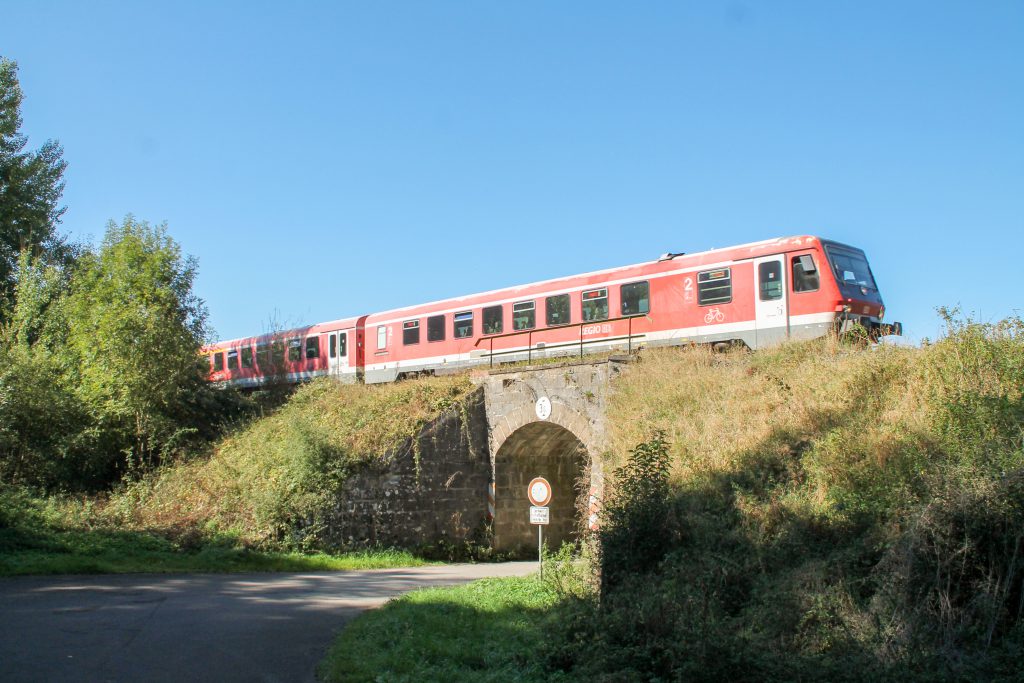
[205,315,361,350]
[363,235,824,322]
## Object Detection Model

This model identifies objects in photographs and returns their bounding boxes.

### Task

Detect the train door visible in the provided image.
[325,330,350,377]
[753,255,789,347]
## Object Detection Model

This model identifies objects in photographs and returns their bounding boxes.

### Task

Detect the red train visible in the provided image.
[205,235,901,387]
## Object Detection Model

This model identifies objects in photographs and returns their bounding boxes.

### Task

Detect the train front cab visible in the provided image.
[819,240,902,341]
[741,239,901,349]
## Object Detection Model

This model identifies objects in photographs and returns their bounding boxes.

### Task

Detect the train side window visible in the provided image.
[483,305,503,335]
[792,254,820,292]
[339,333,347,357]
[403,320,420,345]
[428,315,446,342]
[697,268,732,305]
[454,311,473,338]
[621,281,650,316]
[582,288,609,321]
[241,346,253,368]
[329,334,337,358]
[305,337,319,359]
[513,301,535,330]
[288,338,302,362]
[212,353,224,372]
[227,349,239,370]
[272,341,285,366]
[256,344,270,367]
[758,262,783,301]
[546,294,570,326]
[377,326,387,350]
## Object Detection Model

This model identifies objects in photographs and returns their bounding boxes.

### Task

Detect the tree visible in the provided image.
[0,252,85,487]
[0,218,239,489]
[0,57,68,314]
[67,217,211,471]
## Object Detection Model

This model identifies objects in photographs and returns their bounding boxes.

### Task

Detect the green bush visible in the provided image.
[598,430,678,593]
[0,344,92,487]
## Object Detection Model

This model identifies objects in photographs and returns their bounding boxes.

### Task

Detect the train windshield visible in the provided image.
[825,245,877,291]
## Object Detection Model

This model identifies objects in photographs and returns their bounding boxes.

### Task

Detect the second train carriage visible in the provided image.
[205,316,363,387]
[205,235,901,387]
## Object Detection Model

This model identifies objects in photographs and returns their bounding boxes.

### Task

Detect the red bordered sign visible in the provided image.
[527,477,552,507]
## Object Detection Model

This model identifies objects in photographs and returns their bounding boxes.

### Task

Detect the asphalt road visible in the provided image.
[0,562,536,683]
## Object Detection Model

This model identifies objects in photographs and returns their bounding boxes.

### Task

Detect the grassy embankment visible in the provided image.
[322,317,1024,682]
[1,374,475,575]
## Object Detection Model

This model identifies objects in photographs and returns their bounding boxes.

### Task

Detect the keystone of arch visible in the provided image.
[490,399,597,460]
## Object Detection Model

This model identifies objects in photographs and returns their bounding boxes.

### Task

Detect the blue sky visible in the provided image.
[3,2,1021,342]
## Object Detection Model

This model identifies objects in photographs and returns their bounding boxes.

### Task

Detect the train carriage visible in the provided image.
[205,316,361,388]
[360,235,898,383]
[206,235,900,388]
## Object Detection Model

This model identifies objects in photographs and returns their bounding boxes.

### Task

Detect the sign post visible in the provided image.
[527,477,552,579]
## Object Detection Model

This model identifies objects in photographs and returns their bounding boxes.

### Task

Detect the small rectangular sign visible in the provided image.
[530,506,550,525]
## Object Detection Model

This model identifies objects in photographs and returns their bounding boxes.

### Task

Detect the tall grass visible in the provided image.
[551,318,1024,680]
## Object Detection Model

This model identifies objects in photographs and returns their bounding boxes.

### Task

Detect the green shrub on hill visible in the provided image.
[597,430,676,593]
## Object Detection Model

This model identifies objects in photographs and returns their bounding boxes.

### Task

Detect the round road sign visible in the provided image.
[527,477,552,507]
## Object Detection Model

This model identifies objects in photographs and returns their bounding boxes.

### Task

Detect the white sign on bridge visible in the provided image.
[530,506,550,525]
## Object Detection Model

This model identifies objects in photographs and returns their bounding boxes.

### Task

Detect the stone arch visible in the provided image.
[492,415,594,554]
[490,399,598,458]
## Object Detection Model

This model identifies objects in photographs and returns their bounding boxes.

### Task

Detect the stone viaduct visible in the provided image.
[322,358,631,554]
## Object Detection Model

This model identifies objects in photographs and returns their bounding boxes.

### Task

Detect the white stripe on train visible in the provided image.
[362,312,839,375]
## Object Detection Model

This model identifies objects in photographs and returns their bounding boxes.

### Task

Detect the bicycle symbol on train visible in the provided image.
[703,307,725,324]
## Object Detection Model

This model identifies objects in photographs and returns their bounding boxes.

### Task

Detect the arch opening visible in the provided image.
[493,421,589,554]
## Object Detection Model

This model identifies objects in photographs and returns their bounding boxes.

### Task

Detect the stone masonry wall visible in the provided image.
[321,387,491,549]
